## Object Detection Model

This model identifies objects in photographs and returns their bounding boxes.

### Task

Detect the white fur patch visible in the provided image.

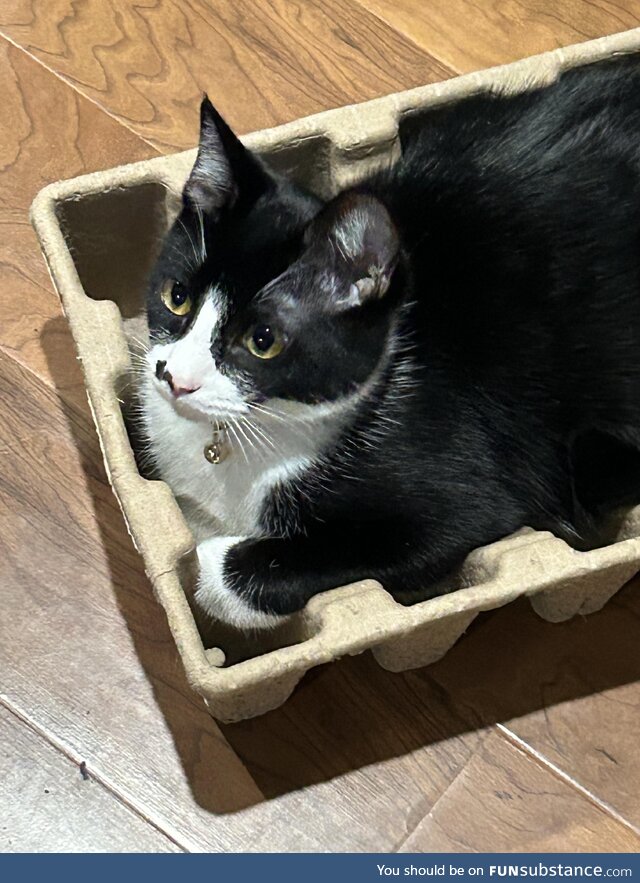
[141,373,338,538]
[149,290,247,421]
[195,536,282,628]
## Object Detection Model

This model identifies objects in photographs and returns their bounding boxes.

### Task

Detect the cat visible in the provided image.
[141,57,640,629]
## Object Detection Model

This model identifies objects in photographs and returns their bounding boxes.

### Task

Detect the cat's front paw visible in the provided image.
[195,536,283,629]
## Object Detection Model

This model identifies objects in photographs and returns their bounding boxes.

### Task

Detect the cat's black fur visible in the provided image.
[148,58,640,620]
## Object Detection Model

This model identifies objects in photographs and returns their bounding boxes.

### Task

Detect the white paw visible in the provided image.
[195,536,283,630]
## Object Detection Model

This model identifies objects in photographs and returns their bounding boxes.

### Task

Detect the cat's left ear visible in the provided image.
[312,194,400,308]
[183,96,270,214]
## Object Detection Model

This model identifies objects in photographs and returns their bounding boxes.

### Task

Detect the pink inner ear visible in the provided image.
[352,269,393,304]
[331,196,400,281]
[354,277,376,299]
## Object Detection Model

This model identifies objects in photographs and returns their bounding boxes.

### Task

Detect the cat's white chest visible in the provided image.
[143,390,315,540]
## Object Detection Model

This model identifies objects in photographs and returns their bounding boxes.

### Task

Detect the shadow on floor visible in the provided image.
[43,315,640,812]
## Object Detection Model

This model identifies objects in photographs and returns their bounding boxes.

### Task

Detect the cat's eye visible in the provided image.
[161,279,192,317]
[244,324,285,360]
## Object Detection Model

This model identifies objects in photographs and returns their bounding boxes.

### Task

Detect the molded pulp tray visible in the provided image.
[31,28,640,722]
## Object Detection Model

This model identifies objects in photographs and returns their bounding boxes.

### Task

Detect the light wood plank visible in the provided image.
[0,37,156,411]
[220,652,486,819]
[356,0,640,74]
[0,704,181,853]
[399,731,639,852]
[0,0,453,151]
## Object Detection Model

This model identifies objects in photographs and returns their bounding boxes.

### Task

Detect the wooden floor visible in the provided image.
[1,0,639,854]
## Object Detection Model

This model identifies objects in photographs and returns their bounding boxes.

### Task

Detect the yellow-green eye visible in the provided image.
[244,324,285,360]
[161,280,192,317]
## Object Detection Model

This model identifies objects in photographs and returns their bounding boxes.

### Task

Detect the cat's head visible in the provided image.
[145,97,404,424]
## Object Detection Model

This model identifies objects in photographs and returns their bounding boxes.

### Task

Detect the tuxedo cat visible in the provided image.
[142,58,640,628]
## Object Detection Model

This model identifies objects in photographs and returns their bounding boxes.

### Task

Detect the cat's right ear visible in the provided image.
[183,96,270,214]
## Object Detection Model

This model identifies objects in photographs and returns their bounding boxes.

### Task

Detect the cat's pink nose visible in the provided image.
[156,362,199,397]
[172,383,200,398]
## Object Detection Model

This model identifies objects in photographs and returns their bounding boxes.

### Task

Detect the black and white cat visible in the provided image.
[142,59,640,629]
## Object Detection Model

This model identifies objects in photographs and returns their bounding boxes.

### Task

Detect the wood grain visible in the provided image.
[357,0,640,74]
[220,652,487,822]
[398,731,639,853]
[0,0,453,152]
[409,591,640,834]
[505,589,640,831]
[0,705,181,853]
[0,37,156,411]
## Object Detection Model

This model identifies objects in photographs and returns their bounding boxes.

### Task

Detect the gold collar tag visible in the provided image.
[203,423,229,464]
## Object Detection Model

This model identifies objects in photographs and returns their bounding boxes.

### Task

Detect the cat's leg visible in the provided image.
[195,536,280,629]
[195,523,442,629]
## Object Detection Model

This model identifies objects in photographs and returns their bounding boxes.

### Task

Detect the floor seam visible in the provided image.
[392,726,494,852]
[0,30,162,156]
[0,692,193,853]
[351,0,462,78]
[496,724,640,838]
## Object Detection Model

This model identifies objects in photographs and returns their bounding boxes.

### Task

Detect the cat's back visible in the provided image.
[384,56,640,311]
[372,56,640,423]
[399,56,640,183]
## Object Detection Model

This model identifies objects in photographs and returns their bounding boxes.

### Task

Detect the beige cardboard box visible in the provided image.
[31,28,640,722]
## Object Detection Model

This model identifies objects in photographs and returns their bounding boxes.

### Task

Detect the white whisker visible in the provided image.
[240,417,276,459]
[226,420,250,464]
[195,203,207,262]
[232,418,258,462]
[177,216,201,269]
[249,401,309,431]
